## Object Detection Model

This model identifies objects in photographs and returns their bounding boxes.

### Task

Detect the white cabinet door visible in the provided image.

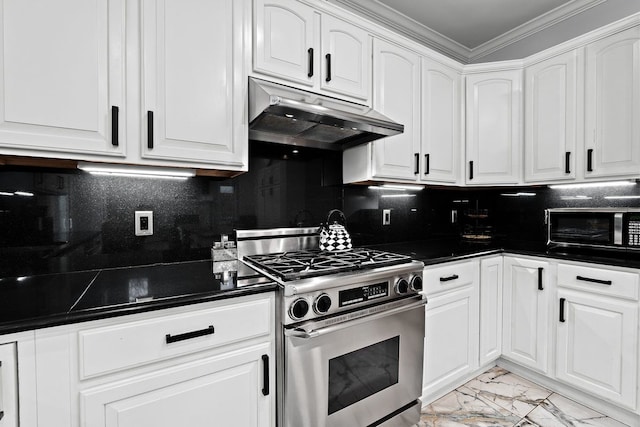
[479,257,502,366]
[525,50,580,183]
[585,26,640,178]
[0,0,125,158]
[371,39,421,181]
[556,289,637,409]
[465,70,522,185]
[502,257,550,374]
[141,0,247,168]
[320,14,370,101]
[422,286,479,402]
[82,343,273,427]
[420,58,461,184]
[0,343,18,427]
[254,0,317,87]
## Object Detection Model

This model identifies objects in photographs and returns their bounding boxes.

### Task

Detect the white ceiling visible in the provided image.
[328,0,638,63]
[375,0,574,49]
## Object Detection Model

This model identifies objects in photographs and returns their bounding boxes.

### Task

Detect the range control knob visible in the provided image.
[410,276,423,292]
[313,294,332,314]
[394,278,409,295]
[289,298,309,320]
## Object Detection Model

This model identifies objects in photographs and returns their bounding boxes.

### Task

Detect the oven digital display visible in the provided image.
[338,282,388,307]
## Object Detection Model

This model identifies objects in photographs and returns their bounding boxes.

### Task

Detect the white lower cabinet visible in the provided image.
[422,261,479,402]
[479,257,502,366]
[34,293,275,427]
[555,263,639,409]
[0,332,37,427]
[502,257,551,374]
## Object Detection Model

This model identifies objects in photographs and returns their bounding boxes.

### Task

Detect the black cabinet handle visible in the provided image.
[147,111,154,149]
[414,153,419,175]
[538,267,544,290]
[262,354,270,396]
[469,161,474,180]
[325,53,332,82]
[424,154,430,175]
[559,298,566,322]
[307,48,314,78]
[0,410,4,420]
[440,274,459,282]
[565,152,571,174]
[576,275,612,286]
[165,325,214,344]
[587,149,593,172]
[111,106,119,147]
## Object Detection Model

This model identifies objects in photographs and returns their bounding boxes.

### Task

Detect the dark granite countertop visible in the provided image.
[0,260,277,335]
[3,238,640,336]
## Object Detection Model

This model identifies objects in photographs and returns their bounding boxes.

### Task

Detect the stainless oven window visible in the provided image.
[551,213,614,244]
[328,336,399,415]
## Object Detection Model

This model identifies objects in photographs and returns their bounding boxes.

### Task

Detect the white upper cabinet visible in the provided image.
[140,0,247,169]
[584,26,640,179]
[524,50,581,183]
[0,0,126,158]
[254,0,371,103]
[465,69,522,185]
[370,39,421,181]
[420,57,461,184]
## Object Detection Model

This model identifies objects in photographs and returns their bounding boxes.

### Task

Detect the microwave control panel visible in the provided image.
[628,215,640,246]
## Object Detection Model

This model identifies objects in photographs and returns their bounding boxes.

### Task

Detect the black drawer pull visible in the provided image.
[111,106,119,146]
[307,48,314,78]
[559,298,566,322]
[469,161,474,180]
[414,153,419,175]
[587,149,593,172]
[165,325,214,344]
[537,267,544,290]
[0,410,4,420]
[565,151,571,174]
[424,154,430,175]
[325,53,332,82]
[262,354,270,396]
[576,275,612,286]
[147,110,154,149]
[440,274,459,282]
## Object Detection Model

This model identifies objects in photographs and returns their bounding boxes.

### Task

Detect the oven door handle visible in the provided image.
[284,297,427,339]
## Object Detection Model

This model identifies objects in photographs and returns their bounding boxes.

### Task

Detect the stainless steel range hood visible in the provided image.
[248,77,403,151]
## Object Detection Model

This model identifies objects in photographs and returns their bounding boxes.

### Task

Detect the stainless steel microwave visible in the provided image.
[547,208,640,250]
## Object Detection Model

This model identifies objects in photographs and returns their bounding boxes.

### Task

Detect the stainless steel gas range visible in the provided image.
[237,228,426,427]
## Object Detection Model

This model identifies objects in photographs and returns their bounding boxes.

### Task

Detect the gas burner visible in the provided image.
[243,248,412,281]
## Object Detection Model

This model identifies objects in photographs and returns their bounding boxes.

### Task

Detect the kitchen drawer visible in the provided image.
[78,298,271,379]
[423,261,478,296]
[558,263,639,301]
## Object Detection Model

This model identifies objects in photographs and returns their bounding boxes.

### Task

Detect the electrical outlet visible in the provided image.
[135,211,153,236]
[382,209,391,226]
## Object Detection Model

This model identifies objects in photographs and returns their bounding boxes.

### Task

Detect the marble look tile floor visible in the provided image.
[418,366,629,427]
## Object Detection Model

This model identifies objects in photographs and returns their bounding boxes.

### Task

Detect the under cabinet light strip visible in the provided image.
[368,184,425,191]
[77,162,195,179]
[549,180,636,189]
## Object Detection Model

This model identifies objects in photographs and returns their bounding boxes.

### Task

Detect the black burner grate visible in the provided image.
[243,248,412,281]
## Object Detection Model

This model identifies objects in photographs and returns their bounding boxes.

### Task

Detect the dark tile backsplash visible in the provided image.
[2,142,639,278]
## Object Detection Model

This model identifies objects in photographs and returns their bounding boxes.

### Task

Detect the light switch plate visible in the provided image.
[135,211,153,236]
[382,209,391,226]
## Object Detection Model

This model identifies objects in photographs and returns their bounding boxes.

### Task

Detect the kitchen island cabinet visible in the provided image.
[33,293,275,427]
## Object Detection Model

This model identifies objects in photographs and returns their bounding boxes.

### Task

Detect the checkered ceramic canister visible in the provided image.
[319,210,352,252]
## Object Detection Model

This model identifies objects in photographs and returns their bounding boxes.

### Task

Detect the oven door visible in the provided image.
[283,297,426,427]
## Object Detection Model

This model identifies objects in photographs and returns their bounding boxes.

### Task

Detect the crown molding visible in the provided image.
[468,0,607,62]
[330,0,608,63]
[327,0,472,63]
